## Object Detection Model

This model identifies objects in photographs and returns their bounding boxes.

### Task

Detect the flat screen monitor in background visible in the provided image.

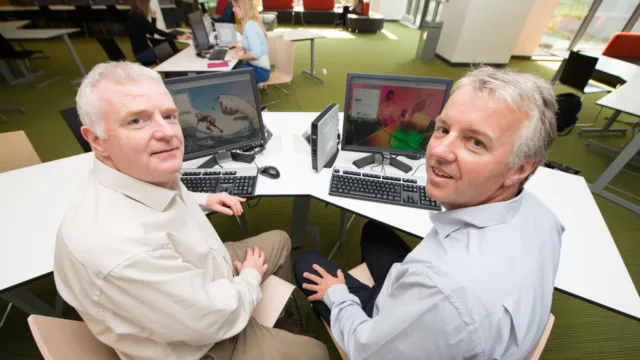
[163,69,267,168]
[214,22,237,47]
[187,11,210,54]
[341,73,453,173]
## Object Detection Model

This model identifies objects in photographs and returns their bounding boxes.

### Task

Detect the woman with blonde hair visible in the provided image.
[126,0,190,66]
[228,0,270,83]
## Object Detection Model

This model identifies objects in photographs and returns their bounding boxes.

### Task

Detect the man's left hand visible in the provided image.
[206,193,246,216]
[302,264,346,302]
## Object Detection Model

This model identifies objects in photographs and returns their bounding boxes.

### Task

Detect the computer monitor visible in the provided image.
[163,69,267,167]
[342,73,453,173]
[187,11,210,54]
[214,22,237,47]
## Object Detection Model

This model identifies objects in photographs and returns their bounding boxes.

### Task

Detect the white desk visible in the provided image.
[0,28,85,84]
[0,20,30,30]
[268,29,326,83]
[0,113,639,322]
[153,44,239,73]
[588,78,640,215]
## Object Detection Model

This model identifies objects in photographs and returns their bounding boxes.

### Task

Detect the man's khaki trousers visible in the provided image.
[203,230,330,360]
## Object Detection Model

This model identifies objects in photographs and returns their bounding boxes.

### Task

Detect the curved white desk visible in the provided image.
[0,112,638,322]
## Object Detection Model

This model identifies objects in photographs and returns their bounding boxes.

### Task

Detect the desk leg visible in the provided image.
[579,110,628,135]
[328,209,348,260]
[61,34,87,85]
[589,133,640,215]
[0,288,59,318]
[301,39,324,84]
[290,197,311,249]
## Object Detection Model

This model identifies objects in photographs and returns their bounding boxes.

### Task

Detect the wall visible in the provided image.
[378,0,408,20]
[435,0,536,64]
[513,0,560,57]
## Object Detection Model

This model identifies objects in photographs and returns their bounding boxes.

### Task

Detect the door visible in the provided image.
[401,0,424,28]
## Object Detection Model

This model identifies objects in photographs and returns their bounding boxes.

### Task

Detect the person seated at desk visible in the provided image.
[213,0,235,23]
[294,67,564,359]
[227,0,270,83]
[126,0,190,66]
[53,61,329,360]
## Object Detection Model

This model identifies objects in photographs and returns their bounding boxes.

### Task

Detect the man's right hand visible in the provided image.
[234,246,268,278]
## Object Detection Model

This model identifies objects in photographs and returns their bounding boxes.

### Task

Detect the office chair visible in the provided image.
[0,33,49,86]
[558,51,615,129]
[106,5,129,37]
[96,38,127,62]
[152,41,175,63]
[74,6,108,38]
[148,37,180,56]
[59,107,92,153]
[258,37,296,95]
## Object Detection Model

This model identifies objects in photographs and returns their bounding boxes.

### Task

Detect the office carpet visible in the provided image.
[0,22,638,359]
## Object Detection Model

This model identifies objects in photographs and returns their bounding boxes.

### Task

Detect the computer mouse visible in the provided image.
[259,166,280,179]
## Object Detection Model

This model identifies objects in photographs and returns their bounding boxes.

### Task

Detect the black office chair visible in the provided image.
[148,37,180,56]
[96,38,128,62]
[0,33,45,82]
[152,41,175,63]
[73,5,107,38]
[558,51,612,96]
[59,107,92,153]
[106,5,129,37]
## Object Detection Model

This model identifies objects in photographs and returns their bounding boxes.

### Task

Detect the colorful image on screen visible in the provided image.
[344,82,447,153]
[169,79,261,157]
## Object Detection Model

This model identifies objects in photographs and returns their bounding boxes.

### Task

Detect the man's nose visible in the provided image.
[152,115,176,139]
[431,136,456,163]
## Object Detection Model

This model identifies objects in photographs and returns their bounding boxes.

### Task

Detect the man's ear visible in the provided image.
[80,126,108,156]
[503,159,538,188]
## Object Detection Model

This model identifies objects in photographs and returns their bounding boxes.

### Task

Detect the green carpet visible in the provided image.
[1,22,638,359]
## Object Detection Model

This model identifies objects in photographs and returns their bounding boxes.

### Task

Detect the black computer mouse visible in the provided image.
[259,166,280,179]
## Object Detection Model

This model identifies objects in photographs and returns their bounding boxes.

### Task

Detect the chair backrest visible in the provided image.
[267,33,283,68]
[28,315,120,360]
[148,37,180,56]
[0,32,17,57]
[262,0,293,10]
[525,313,555,360]
[153,41,175,63]
[274,37,295,81]
[558,51,599,93]
[96,37,127,62]
[59,106,92,153]
[0,131,41,173]
[602,32,640,59]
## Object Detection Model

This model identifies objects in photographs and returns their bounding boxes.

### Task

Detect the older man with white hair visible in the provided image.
[53,61,330,360]
[294,67,565,360]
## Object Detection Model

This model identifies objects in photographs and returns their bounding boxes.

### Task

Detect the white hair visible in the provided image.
[76,61,163,139]
[453,66,558,170]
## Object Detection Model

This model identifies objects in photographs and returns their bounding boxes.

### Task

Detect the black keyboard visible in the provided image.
[180,167,258,196]
[329,166,441,211]
[209,48,228,61]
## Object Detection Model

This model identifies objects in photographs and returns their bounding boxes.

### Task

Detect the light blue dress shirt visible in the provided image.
[324,189,564,360]
[241,20,270,69]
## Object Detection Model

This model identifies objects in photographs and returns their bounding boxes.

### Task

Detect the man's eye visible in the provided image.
[130,118,141,125]
[471,138,485,148]
[435,126,448,134]
[164,114,177,120]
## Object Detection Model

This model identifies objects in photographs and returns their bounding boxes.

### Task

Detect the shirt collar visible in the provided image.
[92,157,182,212]
[428,191,525,238]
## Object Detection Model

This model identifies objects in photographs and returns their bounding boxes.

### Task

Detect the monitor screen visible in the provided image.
[164,69,266,161]
[187,11,209,53]
[342,73,453,157]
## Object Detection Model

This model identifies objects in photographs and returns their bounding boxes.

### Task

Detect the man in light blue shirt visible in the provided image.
[294,67,564,359]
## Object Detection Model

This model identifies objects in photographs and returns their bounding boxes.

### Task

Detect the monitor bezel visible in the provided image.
[341,72,453,158]
[163,69,267,162]
[187,11,209,53]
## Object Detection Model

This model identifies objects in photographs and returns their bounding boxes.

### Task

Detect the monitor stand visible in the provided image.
[353,153,413,174]
[197,152,232,169]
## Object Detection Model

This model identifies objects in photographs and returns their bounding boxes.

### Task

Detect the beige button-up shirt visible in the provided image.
[54,158,262,360]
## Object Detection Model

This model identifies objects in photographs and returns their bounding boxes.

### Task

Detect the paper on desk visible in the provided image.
[252,275,295,328]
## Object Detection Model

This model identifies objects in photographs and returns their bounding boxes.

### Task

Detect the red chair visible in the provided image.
[262,0,293,10]
[302,0,334,11]
[601,32,640,59]
[215,0,229,17]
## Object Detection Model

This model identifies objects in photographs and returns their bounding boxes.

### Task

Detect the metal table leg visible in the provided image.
[301,39,324,84]
[589,133,640,215]
[328,209,348,260]
[578,110,628,135]
[61,34,87,85]
[0,288,59,318]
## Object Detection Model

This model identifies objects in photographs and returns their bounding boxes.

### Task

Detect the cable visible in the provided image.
[247,160,262,208]
[411,163,425,176]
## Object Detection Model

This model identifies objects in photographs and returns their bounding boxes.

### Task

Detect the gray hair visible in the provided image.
[453,66,558,169]
[76,61,163,138]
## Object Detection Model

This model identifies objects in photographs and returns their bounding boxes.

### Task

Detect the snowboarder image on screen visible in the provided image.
[195,112,224,133]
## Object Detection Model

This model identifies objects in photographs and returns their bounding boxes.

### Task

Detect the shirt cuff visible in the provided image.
[324,284,351,308]
[239,267,262,286]
[189,191,209,208]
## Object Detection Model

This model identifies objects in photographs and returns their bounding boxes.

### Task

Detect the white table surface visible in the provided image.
[596,77,640,117]
[153,44,239,73]
[0,112,638,320]
[0,28,80,40]
[268,29,326,42]
[0,5,130,11]
[0,20,30,30]
[594,54,640,83]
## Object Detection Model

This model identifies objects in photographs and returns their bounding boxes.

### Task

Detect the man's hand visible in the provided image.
[234,246,268,278]
[229,50,243,60]
[302,264,346,302]
[205,193,246,216]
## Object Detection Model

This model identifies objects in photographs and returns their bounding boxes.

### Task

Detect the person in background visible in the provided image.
[228,0,270,83]
[126,0,190,66]
[213,0,235,23]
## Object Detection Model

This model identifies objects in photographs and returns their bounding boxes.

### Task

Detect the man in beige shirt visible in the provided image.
[53,61,329,360]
